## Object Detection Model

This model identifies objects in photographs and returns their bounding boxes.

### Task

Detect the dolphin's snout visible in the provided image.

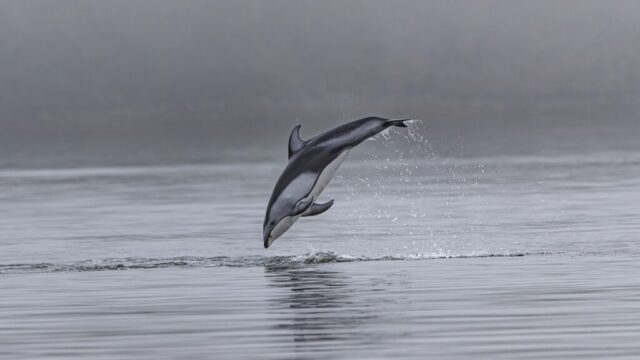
[263,229,271,248]
[263,219,276,248]
[263,216,295,248]
[264,235,279,248]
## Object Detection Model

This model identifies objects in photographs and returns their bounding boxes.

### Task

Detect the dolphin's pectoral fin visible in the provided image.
[291,197,314,216]
[288,124,307,158]
[302,199,334,217]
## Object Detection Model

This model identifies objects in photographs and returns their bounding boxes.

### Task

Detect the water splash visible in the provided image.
[341,121,438,247]
[0,250,552,275]
[335,119,508,255]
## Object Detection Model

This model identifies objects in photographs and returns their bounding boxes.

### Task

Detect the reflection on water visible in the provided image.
[267,257,640,360]
[266,266,377,348]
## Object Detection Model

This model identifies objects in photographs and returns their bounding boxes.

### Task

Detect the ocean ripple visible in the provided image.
[0,250,550,274]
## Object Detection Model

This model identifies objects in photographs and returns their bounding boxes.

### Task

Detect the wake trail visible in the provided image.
[0,250,557,275]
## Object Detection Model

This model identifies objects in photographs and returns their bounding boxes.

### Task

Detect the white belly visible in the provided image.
[308,150,349,201]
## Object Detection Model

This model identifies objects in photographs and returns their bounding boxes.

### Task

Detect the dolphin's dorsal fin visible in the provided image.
[301,199,334,217]
[288,124,307,158]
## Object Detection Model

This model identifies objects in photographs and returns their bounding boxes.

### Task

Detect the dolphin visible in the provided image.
[262,116,411,248]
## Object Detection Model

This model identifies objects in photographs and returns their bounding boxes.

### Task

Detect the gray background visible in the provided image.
[1,0,639,164]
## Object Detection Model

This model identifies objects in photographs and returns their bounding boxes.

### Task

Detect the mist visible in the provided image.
[1,0,639,164]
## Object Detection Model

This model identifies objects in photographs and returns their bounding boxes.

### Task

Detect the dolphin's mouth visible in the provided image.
[263,230,273,248]
[264,235,274,248]
[264,215,298,248]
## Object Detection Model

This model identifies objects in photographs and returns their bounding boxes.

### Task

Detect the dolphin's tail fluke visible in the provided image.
[385,118,411,128]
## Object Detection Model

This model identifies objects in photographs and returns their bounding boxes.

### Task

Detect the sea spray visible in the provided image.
[335,120,497,256]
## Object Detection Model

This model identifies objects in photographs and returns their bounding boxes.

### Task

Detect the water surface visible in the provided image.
[1,136,639,359]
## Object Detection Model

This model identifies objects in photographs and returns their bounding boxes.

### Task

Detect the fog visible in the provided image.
[1,0,639,164]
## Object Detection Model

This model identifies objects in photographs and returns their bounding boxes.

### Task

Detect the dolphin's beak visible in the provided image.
[264,228,277,248]
[263,232,271,248]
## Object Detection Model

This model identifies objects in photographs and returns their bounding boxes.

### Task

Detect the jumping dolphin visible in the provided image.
[263,116,411,248]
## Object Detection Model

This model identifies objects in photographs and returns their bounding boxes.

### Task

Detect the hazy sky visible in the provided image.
[1,0,639,160]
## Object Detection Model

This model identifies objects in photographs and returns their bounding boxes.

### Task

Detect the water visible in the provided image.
[1,129,640,359]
